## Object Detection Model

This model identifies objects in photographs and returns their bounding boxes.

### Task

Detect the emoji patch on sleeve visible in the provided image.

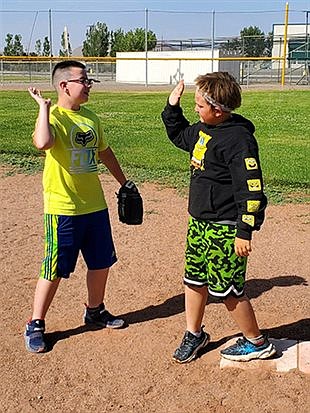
[244,157,258,170]
[247,179,261,191]
[247,200,261,212]
[242,214,255,227]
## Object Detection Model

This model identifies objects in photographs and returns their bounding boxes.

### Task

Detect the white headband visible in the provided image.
[203,92,233,112]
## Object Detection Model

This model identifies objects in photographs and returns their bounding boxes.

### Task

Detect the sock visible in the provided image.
[246,334,265,346]
[190,330,202,338]
[87,304,104,314]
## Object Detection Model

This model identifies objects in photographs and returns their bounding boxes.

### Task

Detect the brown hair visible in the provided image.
[195,72,241,111]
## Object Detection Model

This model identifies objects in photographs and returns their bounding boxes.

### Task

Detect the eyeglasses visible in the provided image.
[66,78,100,87]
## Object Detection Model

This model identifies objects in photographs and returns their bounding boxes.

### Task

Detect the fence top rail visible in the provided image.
[0,55,283,62]
[0,56,116,62]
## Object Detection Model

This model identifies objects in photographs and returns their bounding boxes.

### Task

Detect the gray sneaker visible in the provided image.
[24,319,47,353]
[84,303,125,329]
[173,327,210,363]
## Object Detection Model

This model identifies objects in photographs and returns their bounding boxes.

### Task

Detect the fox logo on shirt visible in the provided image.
[75,130,94,147]
[69,127,98,174]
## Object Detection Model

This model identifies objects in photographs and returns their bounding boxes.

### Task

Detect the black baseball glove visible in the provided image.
[117,180,143,225]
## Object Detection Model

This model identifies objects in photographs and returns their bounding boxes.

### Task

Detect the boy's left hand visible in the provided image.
[28,87,51,108]
[168,79,185,106]
[235,237,252,257]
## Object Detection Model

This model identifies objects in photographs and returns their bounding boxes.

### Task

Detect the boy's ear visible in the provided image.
[59,80,67,90]
[214,107,224,118]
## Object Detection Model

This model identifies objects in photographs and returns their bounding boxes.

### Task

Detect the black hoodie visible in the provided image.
[161,102,267,240]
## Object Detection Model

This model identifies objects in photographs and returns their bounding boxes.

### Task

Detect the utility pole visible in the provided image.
[145,8,149,87]
[48,9,53,86]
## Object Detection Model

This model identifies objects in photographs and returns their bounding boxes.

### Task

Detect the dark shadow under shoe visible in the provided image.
[220,336,277,362]
[84,303,125,329]
[24,319,47,353]
[173,328,210,364]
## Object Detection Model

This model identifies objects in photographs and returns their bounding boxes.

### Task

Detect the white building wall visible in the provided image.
[272,24,310,69]
[116,50,220,85]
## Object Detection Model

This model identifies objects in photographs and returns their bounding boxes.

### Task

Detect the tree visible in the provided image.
[123,28,157,52]
[13,34,24,55]
[42,36,51,56]
[220,37,241,54]
[4,33,24,56]
[4,33,14,55]
[109,27,157,56]
[34,39,41,56]
[221,26,271,57]
[109,29,125,57]
[59,28,72,57]
[240,26,265,57]
[264,32,273,57]
[82,22,109,57]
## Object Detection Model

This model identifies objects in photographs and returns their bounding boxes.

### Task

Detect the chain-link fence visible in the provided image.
[1,4,309,86]
[0,55,309,87]
[0,58,116,86]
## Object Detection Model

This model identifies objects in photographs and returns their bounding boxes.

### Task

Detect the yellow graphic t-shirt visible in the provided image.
[42,105,108,215]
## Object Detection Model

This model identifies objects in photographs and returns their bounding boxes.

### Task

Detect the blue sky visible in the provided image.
[1,0,309,53]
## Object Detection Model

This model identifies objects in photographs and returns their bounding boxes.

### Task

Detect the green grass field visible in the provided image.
[0,89,309,203]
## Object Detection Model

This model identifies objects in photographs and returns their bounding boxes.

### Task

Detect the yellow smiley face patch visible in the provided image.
[247,179,261,192]
[242,214,255,227]
[247,200,261,212]
[244,157,258,170]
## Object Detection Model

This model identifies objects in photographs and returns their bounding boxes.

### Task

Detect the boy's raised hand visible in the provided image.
[28,87,51,108]
[168,79,185,106]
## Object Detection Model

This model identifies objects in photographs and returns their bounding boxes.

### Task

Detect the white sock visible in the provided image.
[246,335,264,346]
[190,330,202,338]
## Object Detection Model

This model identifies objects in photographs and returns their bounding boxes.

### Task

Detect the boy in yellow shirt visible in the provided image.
[25,60,134,352]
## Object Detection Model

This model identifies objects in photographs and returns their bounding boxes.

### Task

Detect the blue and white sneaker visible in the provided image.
[220,336,276,362]
[24,319,47,353]
[84,303,125,329]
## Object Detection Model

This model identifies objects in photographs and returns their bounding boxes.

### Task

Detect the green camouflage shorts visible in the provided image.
[184,217,247,298]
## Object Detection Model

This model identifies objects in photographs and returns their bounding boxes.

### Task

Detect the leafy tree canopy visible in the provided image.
[42,36,51,56]
[4,33,24,56]
[82,22,109,57]
[221,25,272,57]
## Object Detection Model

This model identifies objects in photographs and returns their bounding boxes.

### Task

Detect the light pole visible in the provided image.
[305,10,309,83]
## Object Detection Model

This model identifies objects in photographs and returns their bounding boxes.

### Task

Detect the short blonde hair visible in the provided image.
[195,72,241,111]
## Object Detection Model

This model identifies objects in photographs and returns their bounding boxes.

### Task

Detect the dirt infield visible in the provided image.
[1,165,309,413]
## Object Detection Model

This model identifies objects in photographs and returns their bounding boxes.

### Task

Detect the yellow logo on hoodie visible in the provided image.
[191,131,212,170]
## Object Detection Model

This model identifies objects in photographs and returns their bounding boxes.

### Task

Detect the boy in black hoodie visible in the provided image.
[161,72,276,363]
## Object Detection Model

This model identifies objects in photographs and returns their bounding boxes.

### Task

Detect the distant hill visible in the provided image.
[72,46,83,56]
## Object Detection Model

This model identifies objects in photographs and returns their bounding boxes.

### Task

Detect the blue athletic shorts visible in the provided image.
[40,209,117,281]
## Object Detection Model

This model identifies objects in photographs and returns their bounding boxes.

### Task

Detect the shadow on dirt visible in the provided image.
[245,275,307,299]
[263,319,310,341]
[44,275,308,351]
[207,274,307,304]
[120,293,185,324]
